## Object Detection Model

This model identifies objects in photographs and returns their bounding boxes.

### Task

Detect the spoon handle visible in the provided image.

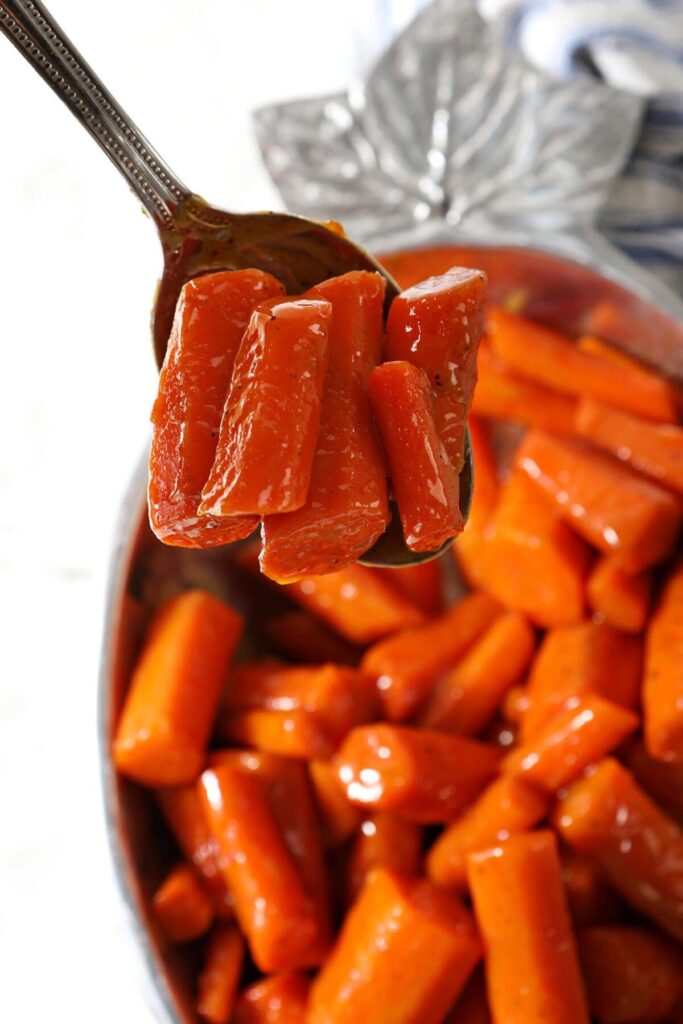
[0,0,188,227]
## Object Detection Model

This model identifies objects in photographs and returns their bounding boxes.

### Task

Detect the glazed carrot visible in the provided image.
[443,970,491,1024]
[309,759,363,847]
[149,269,283,547]
[308,869,482,1024]
[554,758,683,940]
[285,564,426,646]
[196,924,244,1024]
[516,431,681,572]
[368,361,464,551]
[500,685,530,725]
[346,812,422,902]
[261,272,390,580]
[453,417,498,590]
[427,776,549,891]
[488,307,677,423]
[624,740,683,822]
[199,296,331,517]
[233,973,311,1024]
[503,695,639,792]
[472,344,577,434]
[577,333,679,422]
[375,561,444,616]
[264,611,359,665]
[468,830,590,1024]
[151,863,214,943]
[643,557,683,761]
[419,612,536,735]
[578,926,683,1024]
[560,850,622,927]
[362,591,500,721]
[586,555,652,633]
[219,709,343,760]
[335,724,499,823]
[113,590,242,785]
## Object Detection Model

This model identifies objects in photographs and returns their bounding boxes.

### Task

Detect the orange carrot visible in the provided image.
[264,611,359,665]
[500,685,530,725]
[151,863,214,943]
[516,431,681,572]
[113,590,242,785]
[554,758,683,941]
[443,970,491,1024]
[453,417,498,590]
[218,709,343,760]
[468,830,590,1024]
[578,926,683,1024]
[586,555,652,633]
[577,333,679,423]
[503,695,639,792]
[472,344,577,434]
[308,869,482,1024]
[643,557,683,762]
[335,724,499,823]
[233,973,311,1024]
[624,740,683,823]
[199,296,331,517]
[374,561,444,616]
[309,759,363,847]
[346,812,422,903]
[427,776,549,892]
[419,612,536,735]
[196,924,245,1024]
[285,565,426,646]
[362,592,500,721]
[560,850,622,927]
[368,361,464,551]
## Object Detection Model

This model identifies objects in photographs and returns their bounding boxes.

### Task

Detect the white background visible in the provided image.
[0,1,425,1019]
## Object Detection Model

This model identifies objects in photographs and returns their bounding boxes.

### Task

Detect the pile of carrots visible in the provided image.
[115,292,683,1023]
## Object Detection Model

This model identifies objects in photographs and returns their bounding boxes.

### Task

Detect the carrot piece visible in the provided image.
[113,590,242,785]
[643,558,683,762]
[362,592,500,721]
[374,561,444,616]
[521,621,642,740]
[516,431,681,572]
[577,333,679,423]
[285,564,426,646]
[472,344,577,434]
[149,270,283,548]
[578,926,683,1024]
[346,812,422,903]
[560,850,622,927]
[151,863,214,943]
[368,361,464,551]
[624,740,683,823]
[453,417,499,591]
[196,924,244,1024]
[419,612,536,735]
[308,868,482,1024]
[475,470,588,627]
[503,695,639,792]
[553,758,683,941]
[468,830,590,1024]
[487,307,676,423]
[260,272,390,580]
[500,685,530,725]
[385,267,487,472]
[335,724,499,823]
[443,970,491,1024]
[199,296,331,517]
[426,776,549,892]
[218,709,342,759]
[233,973,311,1024]
[587,555,652,633]
[264,611,359,665]
[309,759,363,847]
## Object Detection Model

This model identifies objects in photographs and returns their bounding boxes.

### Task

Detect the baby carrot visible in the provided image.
[113,590,242,786]
[468,830,590,1024]
[443,970,491,1024]
[308,868,482,1024]
[560,850,622,927]
[151,863,214,943]
[196,924,244,1024]
[260,272,390,580]
[362,591,501,721]
[264,611,359,665]
[374,561,444,616]
[419,612,536,735]
[346,812,422,903]
[219,709,341,760]
[368,361,464,551]
[643,557,683,762]
[503,695,639,792]
[577,333,679,423]
[149,269,283,548]
[517,431,681,572]
[233,973,311,1024]
[200,296,331,516]
[453,417,498,591]
[586,555,652,633]
[309,759,363,847]
[335,724,500,823]
[427,776,549,892]
[624,740,683,822]
[472,344,577,435]
[554,758,683,940]
[500,686,530,726]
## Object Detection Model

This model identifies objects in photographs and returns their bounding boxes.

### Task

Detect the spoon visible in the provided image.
[0,0,472,567]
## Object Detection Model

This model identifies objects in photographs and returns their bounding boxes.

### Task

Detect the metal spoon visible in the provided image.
[0,0,472,567]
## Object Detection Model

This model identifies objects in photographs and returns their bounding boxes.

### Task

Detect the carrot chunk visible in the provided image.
[233,973,311,1024]
[577,333,679,422]
[472,344,577,434]
[151,863,214,943]
[453,417,499,590]
[346,812,422,903]
[362,592,500,721]
[199,296,331,516]
[468,830,590,1024]
[261,272,390,580]
[385,267,487,472]
[427,777,549,892]
[196,924,244,1024]
[374,561,444,616]
[335,724,499,823]
[309,759,363,847]
[264,611,359,665]
[368,361,464,551]
[443,970,491,1024]
[587,555,652,633]
[643,557,683,762]
[554,758,683,940]
[560,850,622,927]
[149,270,283,547]
[113,590,242,786]
[624,740,683,822]
[500,685,530,726]
[516,431,681,572]
[308,869,482,1024]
